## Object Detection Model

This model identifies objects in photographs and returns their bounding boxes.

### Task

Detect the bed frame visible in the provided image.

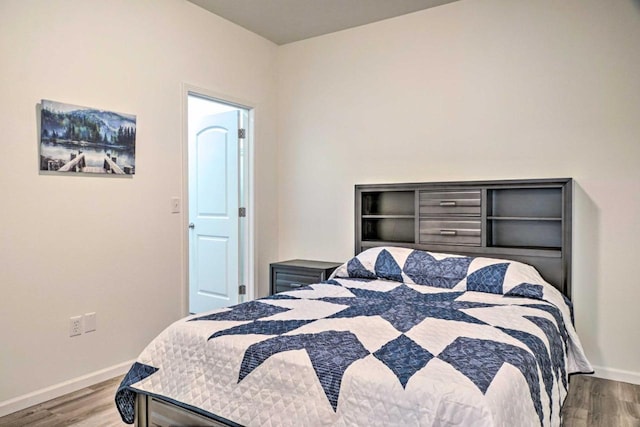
[355,178,572,297]
[133,177,573,426]
[134,393,234,427]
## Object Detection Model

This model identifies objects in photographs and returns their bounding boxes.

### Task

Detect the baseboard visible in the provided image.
[591,365,640,385]
[0,359,134,418]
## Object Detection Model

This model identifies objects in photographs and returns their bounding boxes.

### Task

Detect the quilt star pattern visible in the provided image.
[116,247,592,427]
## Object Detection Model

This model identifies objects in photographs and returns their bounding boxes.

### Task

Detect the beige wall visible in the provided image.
[2,0,639,412]
[0,0,278,404]
[277,0,640,382]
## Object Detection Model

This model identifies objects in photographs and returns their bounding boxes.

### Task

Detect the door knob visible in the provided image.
[188,223,195,229]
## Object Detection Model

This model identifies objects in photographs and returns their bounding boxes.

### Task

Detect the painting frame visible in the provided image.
[39,99,136,176]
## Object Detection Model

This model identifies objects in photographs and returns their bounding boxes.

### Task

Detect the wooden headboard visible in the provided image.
[355,178,573,298]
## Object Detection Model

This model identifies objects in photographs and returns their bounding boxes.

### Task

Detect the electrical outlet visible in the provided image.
[69,316,82,337]
[84,312,96,333]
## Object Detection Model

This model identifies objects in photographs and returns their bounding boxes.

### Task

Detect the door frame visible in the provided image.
[181,83,255,316]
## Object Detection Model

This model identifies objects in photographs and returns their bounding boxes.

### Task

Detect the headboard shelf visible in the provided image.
[355,178,573,297]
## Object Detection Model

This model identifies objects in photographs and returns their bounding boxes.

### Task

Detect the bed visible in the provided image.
[115,178,592,426]
[115,245,591,426]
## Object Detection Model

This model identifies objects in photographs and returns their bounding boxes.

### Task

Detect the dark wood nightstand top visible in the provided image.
[270,259,343,269]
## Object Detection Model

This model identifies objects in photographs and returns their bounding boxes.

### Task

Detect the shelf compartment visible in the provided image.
[487,219,561,249]
[362,217,415,243]
[487,188,562,218]
[487,216,561,221]
[361,191,415,216]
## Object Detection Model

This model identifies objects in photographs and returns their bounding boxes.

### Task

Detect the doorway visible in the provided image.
[186,92,251,314]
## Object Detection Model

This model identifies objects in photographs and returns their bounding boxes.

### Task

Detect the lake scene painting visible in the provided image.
[40,99,136,175]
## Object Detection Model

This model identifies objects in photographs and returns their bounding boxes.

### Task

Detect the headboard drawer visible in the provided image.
[419,190,481,216]
[419,218,481,246]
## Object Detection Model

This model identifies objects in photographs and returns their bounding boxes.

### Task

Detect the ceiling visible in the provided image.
[187,0,459,45]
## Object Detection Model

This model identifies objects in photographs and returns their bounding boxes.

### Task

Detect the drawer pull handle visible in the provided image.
[439,201,457,207]
[289,283,305,288]
[440,229,457,236]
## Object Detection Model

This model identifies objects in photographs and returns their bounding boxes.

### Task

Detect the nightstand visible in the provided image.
[269,259,343,295]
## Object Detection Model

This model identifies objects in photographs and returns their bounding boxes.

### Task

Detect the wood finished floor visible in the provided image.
[0,376,126,427]
[0,374,638,426]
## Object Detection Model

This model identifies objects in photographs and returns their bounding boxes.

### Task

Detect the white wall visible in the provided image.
[277,0,640,382]
[0,0,278,406]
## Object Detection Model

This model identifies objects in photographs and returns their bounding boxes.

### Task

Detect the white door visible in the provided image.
[188,110,240,313]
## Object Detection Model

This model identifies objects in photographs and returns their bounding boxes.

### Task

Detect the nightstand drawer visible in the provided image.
[274,282,311,294]
[270,260,342,295]
[275,271,321,285]
[274,271,321,293]
[419,218,481,246]
[419,190,481,216]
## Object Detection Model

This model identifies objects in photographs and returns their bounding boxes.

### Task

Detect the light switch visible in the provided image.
[171,197,180,213]
[84,312,96,333]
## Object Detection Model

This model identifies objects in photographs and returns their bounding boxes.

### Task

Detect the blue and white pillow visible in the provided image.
[330,246,553,297]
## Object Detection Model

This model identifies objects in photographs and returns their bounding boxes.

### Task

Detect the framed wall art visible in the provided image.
[39,99,136,175]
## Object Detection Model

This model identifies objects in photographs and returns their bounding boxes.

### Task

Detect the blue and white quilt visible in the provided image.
[116,247,592,426]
